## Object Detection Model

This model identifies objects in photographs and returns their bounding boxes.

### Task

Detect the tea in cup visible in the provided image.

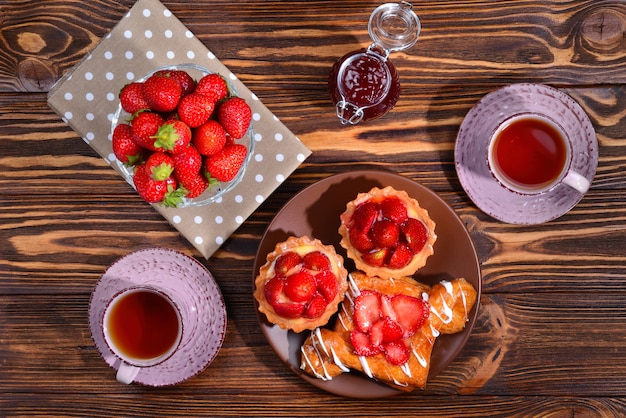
[102,287,183,384]
[487,113,590,195]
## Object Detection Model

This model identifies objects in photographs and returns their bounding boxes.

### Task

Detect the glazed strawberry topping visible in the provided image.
[348,198,429,269]
[265,251,340,320]
[350,290,429,365]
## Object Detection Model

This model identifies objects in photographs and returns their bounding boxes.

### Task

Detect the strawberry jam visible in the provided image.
[328,2,420,125]
[329,49,400,124]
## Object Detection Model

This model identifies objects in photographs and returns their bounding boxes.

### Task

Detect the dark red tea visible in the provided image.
[107,290,180,361]
[492,116,568,189]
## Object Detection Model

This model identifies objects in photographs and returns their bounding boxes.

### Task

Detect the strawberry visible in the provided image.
[263,277,284,306]
[217,97,252,139]
[401,218,428,253]
[351,202,378,233]
[353,290,382,333]
[145,151,175,181]
[303,293,327,319]
[284,271,316,302]
[387,243,413,269]
[303,251,331,272]
[379,317,404,343]
[130,112,164,151]
[195,73,229,102]
[350,330,381,357]
[119,82,149,115]
[370,219,400,248]
[315,271,338,302]
[348,228,375,253]
[272,301,306,319]
[390,294,429,337]
[112,123,146,165]
[380,197,408,224]
[177,93,215,128]
[274,252,302,277]
[382,340,410,365]
[152,120,192,154]
[133,163,183,207]
[142,74,183,112]
[193,120,227,156]
[204,143,247,182]
[179,172,209,198]
[171,145,202,182]
[154,69,195,95]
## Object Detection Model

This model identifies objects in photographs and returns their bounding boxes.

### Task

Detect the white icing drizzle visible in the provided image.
[358,356,374,378]
[412,346,428,368]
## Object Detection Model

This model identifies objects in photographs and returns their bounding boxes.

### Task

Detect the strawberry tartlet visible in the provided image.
[338,186,437,278]
[254,236,349,333]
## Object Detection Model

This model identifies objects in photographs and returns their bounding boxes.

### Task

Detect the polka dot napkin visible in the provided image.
[47,0,311,259]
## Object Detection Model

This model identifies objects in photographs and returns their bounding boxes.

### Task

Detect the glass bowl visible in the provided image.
[110,63,255,208]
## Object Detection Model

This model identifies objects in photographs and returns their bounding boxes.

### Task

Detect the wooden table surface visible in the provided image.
[2,0,626,416]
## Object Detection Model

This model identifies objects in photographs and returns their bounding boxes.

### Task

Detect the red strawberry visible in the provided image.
[179,172,209,198]
[171,145,202,182]
[370,219,400,248]
[130,112,164,151]
[303,293,327,319]
[380,197,408,224]
[195,73,229,102]
[133,163,182,207]
[402,218,428,253]
[119,82,149,114]
[350,330,381,356]
[177,93,215,128]
[274,252,302,277]
[112,123,146,165]
[303,251,331,272]
[272,301,305,319]
[193,120,227,156]
[263,276,284,306]
[382,340,410,365]
[348,228,375,253]
[284,271,316,302]
[145,151,175,181]
[152,120,192,154]
[379,317,404,343]
[217,97,252,139]
[351,202,378,233]
[387,243,413,269]
[390,294,429,337]
[353,290,381,333]
[142,74,183,112]
[204,143,247,182]
[315,270,338,302]
[154,69,195,95]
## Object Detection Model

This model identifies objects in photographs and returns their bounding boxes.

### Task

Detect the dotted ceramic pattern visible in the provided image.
[454,83,598,225]
[47,0,312,258]
[88,247,227,386]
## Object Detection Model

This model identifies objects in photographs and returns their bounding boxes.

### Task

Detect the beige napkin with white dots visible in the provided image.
[47,0,311,258]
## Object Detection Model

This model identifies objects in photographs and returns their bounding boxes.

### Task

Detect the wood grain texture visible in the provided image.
[1,0,626,416]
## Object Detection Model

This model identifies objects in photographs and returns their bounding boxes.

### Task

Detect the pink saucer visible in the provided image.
[89,248,226,386]
[455,83,598,224]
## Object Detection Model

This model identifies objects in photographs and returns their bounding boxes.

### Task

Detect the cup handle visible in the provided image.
[562,171,590,194]
[116,361,140,384]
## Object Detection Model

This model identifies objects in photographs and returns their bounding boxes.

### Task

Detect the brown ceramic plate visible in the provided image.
[253,170,481,398]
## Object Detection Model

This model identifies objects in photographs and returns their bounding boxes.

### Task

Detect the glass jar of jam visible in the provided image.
[329,1,421,125]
